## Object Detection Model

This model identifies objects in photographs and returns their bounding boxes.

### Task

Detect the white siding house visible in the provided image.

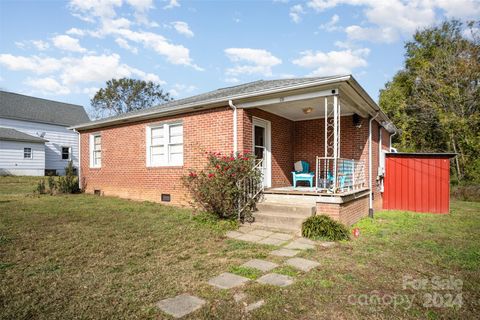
[0,91,89,176]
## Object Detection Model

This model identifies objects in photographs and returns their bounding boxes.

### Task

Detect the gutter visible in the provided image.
[228,100,238,154]
[368,112,380,218]
[389,131,397,151]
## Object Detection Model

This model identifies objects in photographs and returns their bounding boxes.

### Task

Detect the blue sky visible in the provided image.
[1,0,478,116]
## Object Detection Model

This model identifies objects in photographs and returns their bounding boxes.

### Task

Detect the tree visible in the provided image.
[91,78,172,118]
[379,20,480,182]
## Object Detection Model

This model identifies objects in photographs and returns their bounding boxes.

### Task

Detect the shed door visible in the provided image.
[383,156,450,214]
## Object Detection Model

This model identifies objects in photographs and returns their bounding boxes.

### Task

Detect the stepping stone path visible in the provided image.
[208,272,250,289]
[242,259,278,272]
[226,226,293,246]
[320,241,336,248]
[283,238,315,250]
[270,248,299,257]
[286,257,320,272]
[156,227,328,317]
[245,300,265,312]
[257,273,294,287]
[156,294,206,318]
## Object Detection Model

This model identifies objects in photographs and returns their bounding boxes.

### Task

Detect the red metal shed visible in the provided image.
[383,153,455,214]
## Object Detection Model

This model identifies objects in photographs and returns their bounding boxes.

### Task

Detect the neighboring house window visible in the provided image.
[62,147,71,160]
[24,147,32,159]
[146,123,183,167]
[89,134,102,168]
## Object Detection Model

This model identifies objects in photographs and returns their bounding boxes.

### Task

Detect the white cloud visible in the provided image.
[24,77,71,95]
[0,54,63,74]
[305,0,478,44]
[115,38,138,53]
[66,28,86,36]
[67,0,201,69]
[169,83,197,97]
[289,4,305,23]
[171,21,194,37]
[164,0,180,9]
[69,0,122,20]
[434,0,480,19]
[292,48,370,76]
[345,25,397,43]
[32,40,50,51]
[15,40,50,51]
[52,35,87,52]
[0,53,164,94]
[225,48,282,77]
[319,14,340,32]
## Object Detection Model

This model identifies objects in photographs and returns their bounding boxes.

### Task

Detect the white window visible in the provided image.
[89,134,102,168]
[62,146,71,160]
[146,123,183,167]
[24,147,32,159]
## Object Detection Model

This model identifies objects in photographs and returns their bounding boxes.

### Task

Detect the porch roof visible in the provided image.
[71,75,396,133]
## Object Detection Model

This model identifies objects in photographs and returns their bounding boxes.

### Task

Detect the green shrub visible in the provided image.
[57,161,80,194]
[451,184,480,202]
[302,215,350,241]
[47,176,56,195]
[183,152,261,221]
[35,179,46,194]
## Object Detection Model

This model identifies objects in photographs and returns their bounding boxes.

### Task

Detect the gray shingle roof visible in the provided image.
[0,127,48,143]
[0,90,90,126]
[74,76,346,129]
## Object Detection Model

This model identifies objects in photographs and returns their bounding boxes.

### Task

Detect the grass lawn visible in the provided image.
[1,176,479,319]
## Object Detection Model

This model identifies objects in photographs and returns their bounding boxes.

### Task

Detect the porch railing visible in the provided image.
[315,157,366,193]
[237,159,264,222]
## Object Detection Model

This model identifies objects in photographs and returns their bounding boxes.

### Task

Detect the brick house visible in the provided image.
[72,75,396,227]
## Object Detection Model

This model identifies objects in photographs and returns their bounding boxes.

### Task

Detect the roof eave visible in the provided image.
[71,75,353,131]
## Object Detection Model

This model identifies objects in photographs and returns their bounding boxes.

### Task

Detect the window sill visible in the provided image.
[146,165,184,169]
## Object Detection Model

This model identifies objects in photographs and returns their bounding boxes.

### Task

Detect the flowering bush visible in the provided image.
[183,151,262,220]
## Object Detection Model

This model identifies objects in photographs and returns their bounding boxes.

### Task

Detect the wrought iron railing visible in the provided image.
[237,159,264,222]
[315,157,366,193]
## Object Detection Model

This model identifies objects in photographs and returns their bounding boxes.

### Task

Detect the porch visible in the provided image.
[235,80,395,229]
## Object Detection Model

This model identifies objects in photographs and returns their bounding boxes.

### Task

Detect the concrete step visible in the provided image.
[262,193,318,204]
[254,210,307,228]
[256,202,316,217]
[248,221,301,234]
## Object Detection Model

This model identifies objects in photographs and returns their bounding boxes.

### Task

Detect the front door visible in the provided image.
[252,117,271,188]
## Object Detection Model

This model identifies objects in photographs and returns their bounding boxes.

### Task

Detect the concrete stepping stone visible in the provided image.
[245,300,265,312]
[257,273,294,287]
[297,237,316,245]
[257,237,286,246]
[270,248,299,257]
[236,233,264,243]
[156,294,206,318]
[284,239,315,250]
[320,241,336,248]
[242,259,278,272]
[249,229,274,237]
[286,257,320,272]
[208,272,249,289]
[269,232,294,241]
[233,292,247,303]
[226,231,243,239]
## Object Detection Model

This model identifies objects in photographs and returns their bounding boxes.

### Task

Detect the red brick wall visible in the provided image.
[80,107,235,205]
[316,195,369,226]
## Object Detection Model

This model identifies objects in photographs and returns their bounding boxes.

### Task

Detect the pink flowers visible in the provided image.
[208,173,215,178]
[189,172,197,178]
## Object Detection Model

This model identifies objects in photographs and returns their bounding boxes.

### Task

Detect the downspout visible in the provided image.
[368,113,379,218]
[389,130,397,151]
[74,129,81,190]
[228,100,238,155]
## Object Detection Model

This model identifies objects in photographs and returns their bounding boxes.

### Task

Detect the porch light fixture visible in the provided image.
[302,107,313,115]
[353,114,363,128]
